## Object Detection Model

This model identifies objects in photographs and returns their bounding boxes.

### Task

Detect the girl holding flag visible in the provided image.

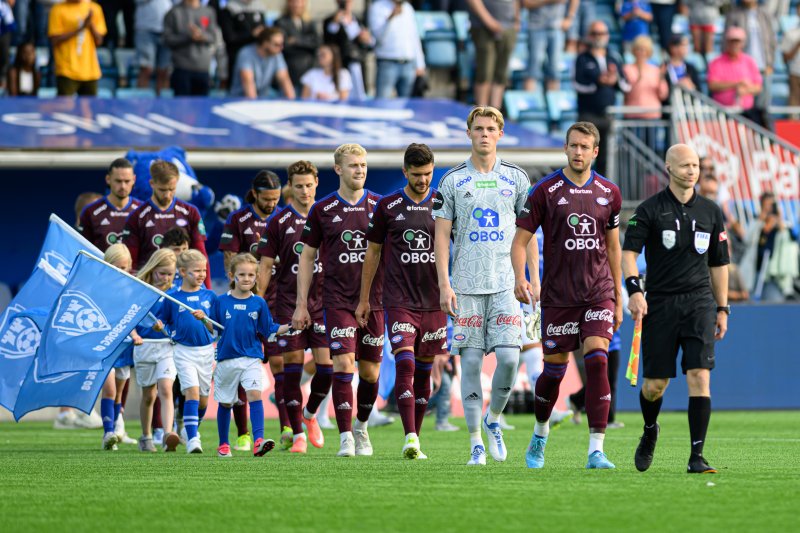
[160,250,217,454]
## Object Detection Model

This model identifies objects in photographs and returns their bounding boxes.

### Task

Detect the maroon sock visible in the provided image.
[121,379,130,411]
[584,350,610,431]
[413,360,433,436]
[232,386,249,436]
[533,362,568,422]
[356,379,379,423]
[394,352,416,435]
[152,397,162,431]
[306,364,333,415]
[283,364,304,435]
[332,372,354,433]
[273,372,290,431]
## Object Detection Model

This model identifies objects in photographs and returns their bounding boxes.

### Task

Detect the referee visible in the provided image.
[622,144,729,474]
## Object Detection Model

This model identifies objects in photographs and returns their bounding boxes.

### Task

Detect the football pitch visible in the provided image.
[1,411,797,533]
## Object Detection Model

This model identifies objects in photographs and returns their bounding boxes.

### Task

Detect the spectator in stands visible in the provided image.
[35,0,59,47]
[11,0,31,45]
[522,0,569,94]
[781,4,800,109]
[218,0,267,85]
[368,0,425,99]
[765,0,791,18]
[99,0,133,49]
[163,0,227,96]
[323,0,373,101]
[564,0,590,54]
[49,0,107,96]
[707,27,763,121]
[466,0,519,108]
[6,41,39,95]
[134,0,173,93]
[229,26,295,99]
[664,34,700,94]
[0,0,13,89]
[688,0,723,61]
[725,0,777,111]
[574,20,630,176]
[275,0,319,93]
[727,236,750,302]
[301,43,352,101]
[648,0,676,53]
[623,35,668,119]
[697,164,720,201]
[620,1,653,53]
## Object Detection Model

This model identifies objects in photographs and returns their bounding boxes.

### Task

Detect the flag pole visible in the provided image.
[77,250,225,330]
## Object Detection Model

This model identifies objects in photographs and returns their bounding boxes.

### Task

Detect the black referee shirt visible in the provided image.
[623,186,730,295]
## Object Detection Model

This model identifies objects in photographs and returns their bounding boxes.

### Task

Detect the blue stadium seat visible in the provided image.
[264,10,280,26]
[772,77,790,106]
[546,89,578,131]
[780,14,799,34]
[504,90,548,131]
[416,12,458,68]
[37,87,57,98]
[687,52,707,73]
[452,11,470,43]
[116,87,156,98]
[159,88,175,98]
[96,87,114,98]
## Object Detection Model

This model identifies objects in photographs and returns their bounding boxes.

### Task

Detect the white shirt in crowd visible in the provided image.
[367,0,425,70]
[301,68,353,101]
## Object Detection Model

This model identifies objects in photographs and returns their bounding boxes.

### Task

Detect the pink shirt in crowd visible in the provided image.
[622,63,669,118]
[707,52,763,110]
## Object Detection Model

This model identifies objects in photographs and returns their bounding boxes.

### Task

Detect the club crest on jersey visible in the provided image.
[52,291,111,336]
[596,197,609,206]
[544,340,557,349]
[500,189,513,197]
[391,334,403,343]
[0,305,40,359]
[694,232,710,254]
[453,333,466,342]
[662,230,676,250]
[330,341,342,350]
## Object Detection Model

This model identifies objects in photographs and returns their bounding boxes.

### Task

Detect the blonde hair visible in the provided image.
[104,243,132,271]
[177,249,207,271]
[137,248,177,289]
[149,160,179,184]
[467,106,504,130]
[228,252,259,291]
[632,35,654,57]
[334,143,367,166]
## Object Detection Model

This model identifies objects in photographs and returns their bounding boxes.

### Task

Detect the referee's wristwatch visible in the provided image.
[716,305,731,315]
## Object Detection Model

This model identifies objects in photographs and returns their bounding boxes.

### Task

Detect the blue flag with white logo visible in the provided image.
[0,266,65,412]
[35,214,103,278]
[34,253,161,378]
[13,340,130,421]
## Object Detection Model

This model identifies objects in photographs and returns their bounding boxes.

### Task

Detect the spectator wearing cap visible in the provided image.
[725,0,777,110]
[707,27,763,118]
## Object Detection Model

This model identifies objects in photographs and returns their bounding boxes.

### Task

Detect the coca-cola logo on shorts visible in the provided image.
[361,334,385,346]
[421,327,447,342]
[330,326,356,338]
[454,315,483,328]
[391,322,416,334]
[546,322,579,336]
[496,314,521,327]
[584,309,613,322]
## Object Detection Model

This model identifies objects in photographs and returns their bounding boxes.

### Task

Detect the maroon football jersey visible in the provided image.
[257,206,323,317]
[301,190,383,311]
[79,196,142,252]
[516,169,622,307]
[219,204,278,307]
[367,188,439,311]
[122,198,208,271]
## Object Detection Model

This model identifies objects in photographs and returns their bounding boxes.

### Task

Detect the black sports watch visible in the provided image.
[716,305,731,315]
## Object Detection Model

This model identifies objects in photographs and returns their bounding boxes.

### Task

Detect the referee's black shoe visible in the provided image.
[687,454,717,474]
[634,423,659,472]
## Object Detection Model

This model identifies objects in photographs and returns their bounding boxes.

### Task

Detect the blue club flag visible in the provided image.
[35,214,102,278]
[13,340,130,421]
[0,265,65,412]
[34,252,162,378]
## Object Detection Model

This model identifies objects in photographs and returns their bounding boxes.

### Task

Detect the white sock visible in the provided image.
[303,407,315,420]
[300,370,313,386]
[340,431,352,443]
[293,433,306,442]
[589,432,605,455]
[534,420,550,438]
[486,409,501,425]
[405,432,418,441]
[470,431,483,448]
[354,418,367,431]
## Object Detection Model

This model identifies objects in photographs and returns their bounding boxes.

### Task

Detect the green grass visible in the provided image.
[1,411,798,532]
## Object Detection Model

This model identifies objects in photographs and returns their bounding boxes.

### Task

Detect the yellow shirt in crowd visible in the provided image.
[48,1,107,81]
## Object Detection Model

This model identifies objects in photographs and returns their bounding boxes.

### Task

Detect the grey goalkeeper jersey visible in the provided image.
[432,157,529,295]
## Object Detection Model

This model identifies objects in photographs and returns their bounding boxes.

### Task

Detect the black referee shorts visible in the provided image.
[641,290,716,379]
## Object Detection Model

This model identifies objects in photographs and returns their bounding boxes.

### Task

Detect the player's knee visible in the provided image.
[643,380,667,400]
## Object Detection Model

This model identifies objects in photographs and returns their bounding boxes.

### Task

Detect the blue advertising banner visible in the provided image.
[0,98,561,150]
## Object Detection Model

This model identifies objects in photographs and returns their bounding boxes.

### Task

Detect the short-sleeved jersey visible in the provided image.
[516,169,622,307]
[432,158,530,294]
[137,297,170,340]
[257,206,324,318]
[48,1,107,81]
[161,287,216,347]
[122,198,207,270]
[367,188,439,311]
[301,190,383,311]
[78,196,143,251]
[623,186,730,295]
[210,293,279,361]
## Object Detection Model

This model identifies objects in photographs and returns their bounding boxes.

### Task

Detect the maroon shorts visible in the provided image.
[275,315,327,353]
[262,337,282,360]
[324,308,385,363]
[386,308,448,358]
[541,300,615,355]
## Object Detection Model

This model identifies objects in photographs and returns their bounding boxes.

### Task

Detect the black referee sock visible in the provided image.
[688,396,711,457]
[639,390,662,431]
